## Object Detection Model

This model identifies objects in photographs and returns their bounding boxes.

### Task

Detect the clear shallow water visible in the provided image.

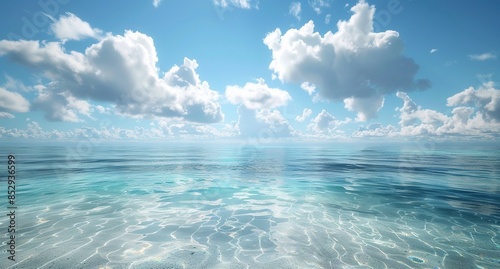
[1,141,499,269]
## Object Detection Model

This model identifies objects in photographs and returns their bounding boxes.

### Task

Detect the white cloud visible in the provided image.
[225,78,291,110]
[50,13,102,41]
[446,81,500,122]
[0,87,30,113]
[153,0,163,8]
[296,108,312,122]
[0,112,15,119]
[344,95,384,121]
[224,79,296,138]
[0,118,234,140]
[0,31,224,123]
[325,14,331,24]
[430,48,438,54]
[396,91,448,135]
[264,0,429,121]
[289,2,301,20]
[352,123,397,137]
[33,90,84,122]
[95,105,110,114]
[300,82,316,95]
[4,75,33,92]
[308,109,350,134]
[469,52,497,61]
[213,0,254,9]
[236,105,296,138]
[350,86,500,138]
[395,84,500,137]
[309,0,331,14]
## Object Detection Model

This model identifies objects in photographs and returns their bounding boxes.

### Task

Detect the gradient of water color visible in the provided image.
[1,141,499,269]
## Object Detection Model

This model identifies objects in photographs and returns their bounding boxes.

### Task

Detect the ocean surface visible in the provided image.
[1,140,499,269]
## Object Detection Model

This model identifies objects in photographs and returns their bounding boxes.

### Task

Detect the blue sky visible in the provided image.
[0,0,499,140]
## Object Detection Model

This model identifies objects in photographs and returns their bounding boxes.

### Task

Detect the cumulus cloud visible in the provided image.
[213,0,254,9]
[32,90,92,122]
[350,86,500,138]
[226,80,294,138]
[469,52,496,61]
[263,0,429,121]
[50,12,102,41]
[296,108,312,122]
[0,29,223,123]
[0,87,30,113]
[225,78,291,110]
[289,2,301,20]
[344,95,384,121]
[447,81,500,122]
[395,84,500,137]
[308,109,350,134]
[300,82,316,95]
[396,91,447,135]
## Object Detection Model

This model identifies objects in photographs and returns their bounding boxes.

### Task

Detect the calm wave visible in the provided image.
[1,141,499,268]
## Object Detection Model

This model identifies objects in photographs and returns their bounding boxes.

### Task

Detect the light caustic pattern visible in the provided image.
[1,142,499,269]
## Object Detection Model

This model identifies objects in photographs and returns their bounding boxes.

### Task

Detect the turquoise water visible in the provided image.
[1,141,499,268]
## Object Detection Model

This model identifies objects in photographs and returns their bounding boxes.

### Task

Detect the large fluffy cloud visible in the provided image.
[0,28,223,123]
[264,0,429,121]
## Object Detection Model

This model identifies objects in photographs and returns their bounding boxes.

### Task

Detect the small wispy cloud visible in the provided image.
[469,52,497,61]
[300,82,316,95]
[430,48,438,54]
[309,0,330,14]
[296,108,312,122]
[289,2,301,20]
[153,0,163,8]
[214,0,254,9]
[50,12,102,41]
[325,14,331,24]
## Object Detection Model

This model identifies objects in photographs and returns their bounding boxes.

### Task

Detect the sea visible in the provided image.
[0,140,499,269]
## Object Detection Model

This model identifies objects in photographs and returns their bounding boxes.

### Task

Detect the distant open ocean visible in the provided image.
[1,141,499,268]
